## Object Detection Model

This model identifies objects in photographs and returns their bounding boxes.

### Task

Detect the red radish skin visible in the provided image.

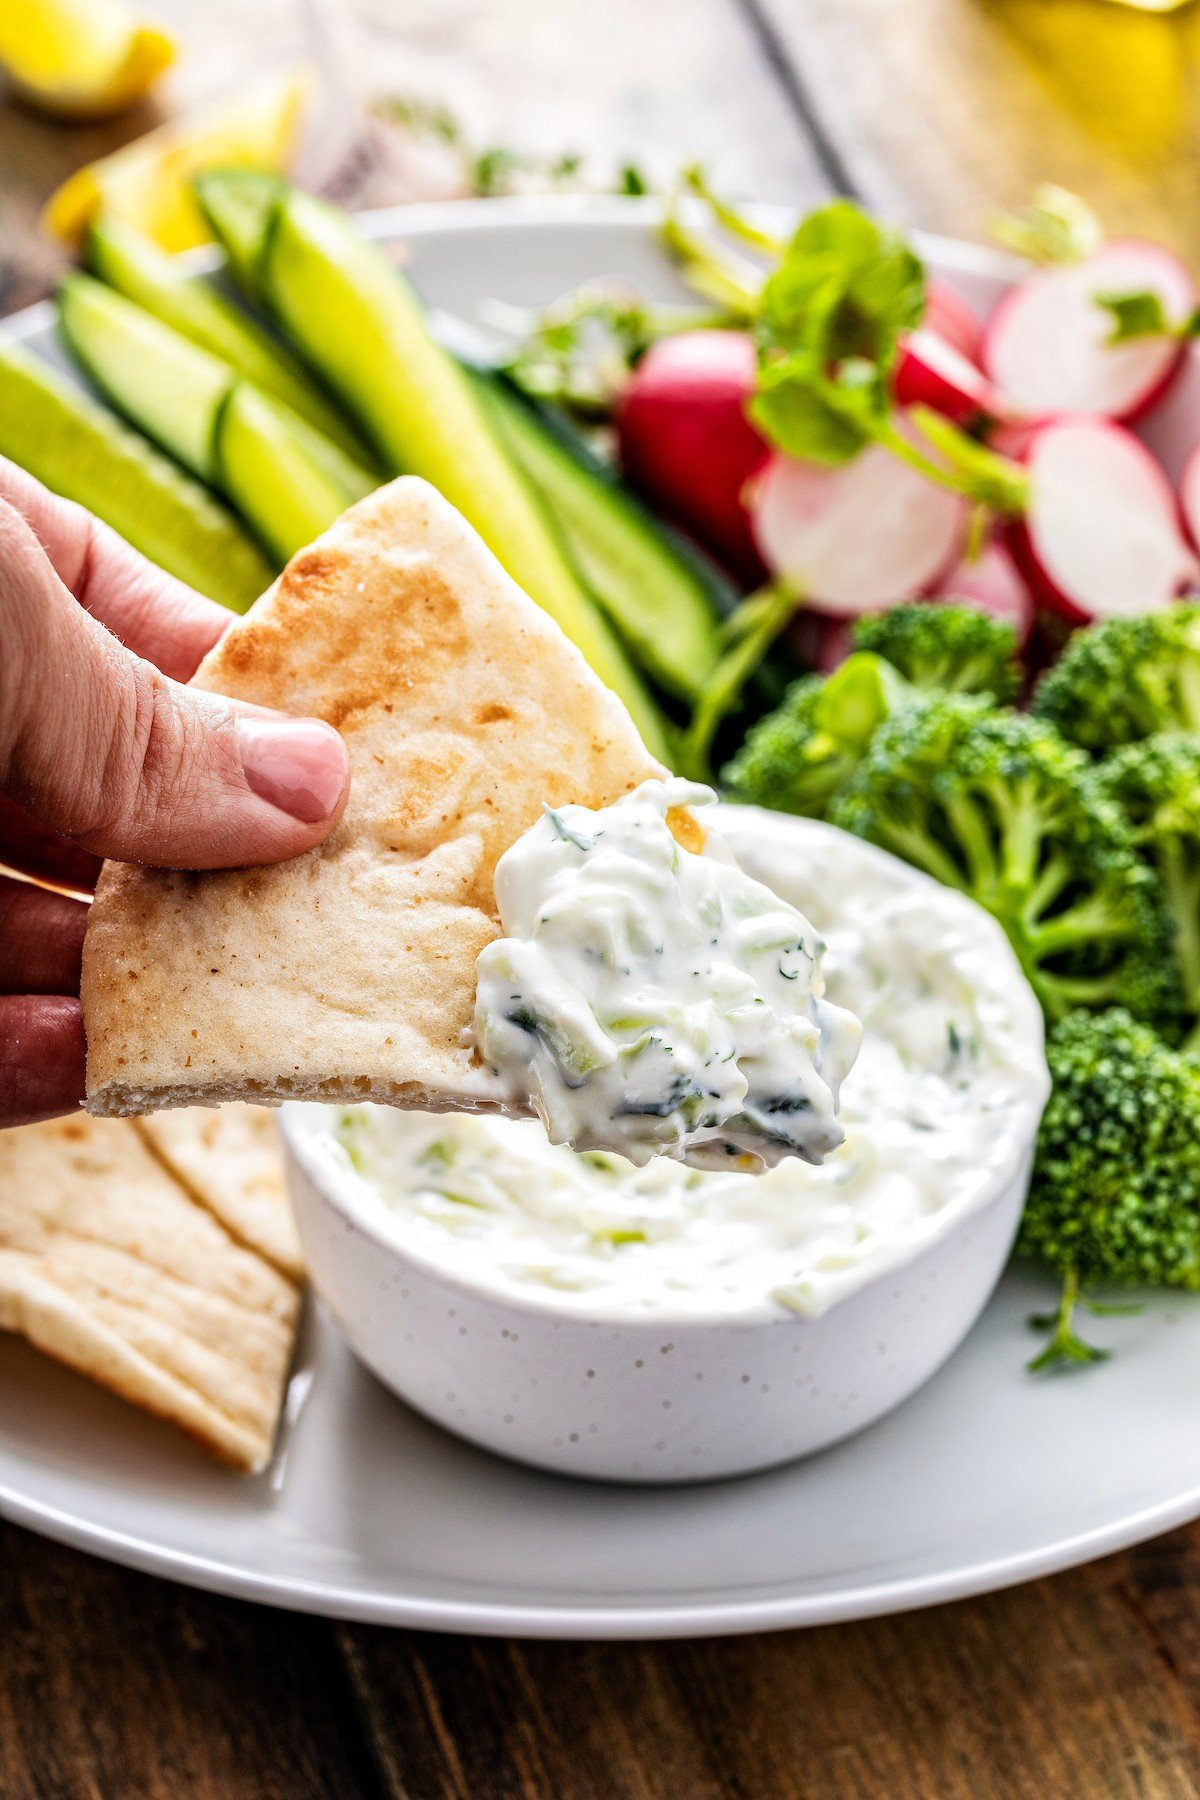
[894,327,1007,426]
[750,423,969,616]
[792,613,855,674]
[617,330,767,581]
[932,538,1036,647]
[1179,441,1200,554]
[1007,415,1198,625]
[982,239,1196,424]
[925,280,983,362]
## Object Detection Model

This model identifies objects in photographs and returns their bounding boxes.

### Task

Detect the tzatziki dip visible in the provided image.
[304,811,1048,1323]
[473,778,862,1169]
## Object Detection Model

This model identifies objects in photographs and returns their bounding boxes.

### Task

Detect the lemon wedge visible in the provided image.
[44,64,313,251]
[0,0,175,121]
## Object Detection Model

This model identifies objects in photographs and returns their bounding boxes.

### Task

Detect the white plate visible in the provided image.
[3,197,1200,1639]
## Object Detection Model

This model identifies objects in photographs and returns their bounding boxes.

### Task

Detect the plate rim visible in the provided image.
[2,194,1195,1638]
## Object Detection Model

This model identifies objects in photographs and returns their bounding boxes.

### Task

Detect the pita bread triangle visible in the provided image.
[82,477,662,1117]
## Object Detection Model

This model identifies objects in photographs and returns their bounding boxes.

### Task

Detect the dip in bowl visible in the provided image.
[280,808,1049,1482]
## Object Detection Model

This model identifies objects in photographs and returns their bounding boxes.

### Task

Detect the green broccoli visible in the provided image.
[830,694,1174,1025]
[851,602,1021,702]
[1032,604,1200,753]
[1018,1008,1200,1369]
[721,651,910,819]
[1093,734,1200,1044]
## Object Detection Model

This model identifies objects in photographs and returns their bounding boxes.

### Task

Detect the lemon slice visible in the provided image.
[0,0,174,121]
[44,64,313,251]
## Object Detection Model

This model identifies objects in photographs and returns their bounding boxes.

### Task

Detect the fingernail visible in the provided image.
[238,718,349,824]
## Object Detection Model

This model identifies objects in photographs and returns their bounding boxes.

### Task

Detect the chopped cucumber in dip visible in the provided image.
[473,778,862,1168]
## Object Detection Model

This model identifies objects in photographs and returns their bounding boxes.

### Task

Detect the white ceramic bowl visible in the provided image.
[281,812,1048,1485]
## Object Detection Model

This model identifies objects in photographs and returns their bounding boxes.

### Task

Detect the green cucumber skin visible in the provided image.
[0,340,271,611]
[214,382,375,564]
[191,170,286,301]
[58,275,230,483]
[470,370,727,702]
[202,178,668,758]
[85,212,376,464]
[59,272,377,570]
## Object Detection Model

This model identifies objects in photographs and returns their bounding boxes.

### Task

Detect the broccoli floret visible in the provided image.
[831,694,1174,1025]
[851,602,1021,702]
[1032,604,1200,753]
[721,651,910,819]
[1018,1008,1200,1368]
[1093,735,1200,1042]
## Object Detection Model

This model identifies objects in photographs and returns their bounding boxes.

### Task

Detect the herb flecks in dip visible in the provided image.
[473,779,862,1169]
[299,813,1049,1323]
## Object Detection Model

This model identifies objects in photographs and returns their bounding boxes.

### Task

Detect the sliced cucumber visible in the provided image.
[214,382,375,563]
[85,211,373,462]
[59,274,228,481]
[59,274,377,563]
[192,169,286,300]
[0,340,271,610]
[197,174,668,757]
[471,372,726,701]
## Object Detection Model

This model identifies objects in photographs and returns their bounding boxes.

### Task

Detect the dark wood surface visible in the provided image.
[5,2,1200,1794]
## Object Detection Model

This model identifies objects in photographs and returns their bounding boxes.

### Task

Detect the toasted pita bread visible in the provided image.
[0,1110,300,1472]
[134,1103,302,1280]
[81,477,661,1118]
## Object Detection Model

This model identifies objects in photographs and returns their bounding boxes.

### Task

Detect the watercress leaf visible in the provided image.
[989,184,1102,265]
[749,359,871,465]
[1096,288,1173,343]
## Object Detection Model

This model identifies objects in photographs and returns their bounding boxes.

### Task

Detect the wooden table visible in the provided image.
[5,2,1200,1793]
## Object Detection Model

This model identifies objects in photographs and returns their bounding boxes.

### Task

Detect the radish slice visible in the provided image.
[1008,415,1198,624]
[932,538,1036,647]
[1179,441,1200,553]
[617,329,767,580]
[894,327,1006,425]
[750,426,968,616]
[982,239,1196,423]
[925,280,983,362]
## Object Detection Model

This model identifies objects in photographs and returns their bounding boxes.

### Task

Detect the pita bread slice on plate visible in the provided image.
[82,476,661,1118]
[0,1110,300,1472]
[134,1103,302,1281]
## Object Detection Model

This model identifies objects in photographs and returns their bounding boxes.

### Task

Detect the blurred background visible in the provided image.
[8,0,1200,314]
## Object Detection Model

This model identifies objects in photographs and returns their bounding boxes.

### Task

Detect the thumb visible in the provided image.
[1,504,349,869]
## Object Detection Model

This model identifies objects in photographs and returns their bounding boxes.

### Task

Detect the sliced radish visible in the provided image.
[1179,440,1200,553]
[982,239,1196,423]
[894,327,1007,426]
[750,421,968,616]
[931,537,1036,647]
[925,280,983,362]
[617,329,767,580]
[1007,415,1198,624]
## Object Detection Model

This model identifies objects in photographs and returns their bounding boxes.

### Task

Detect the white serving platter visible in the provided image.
[3,196,1199,1639]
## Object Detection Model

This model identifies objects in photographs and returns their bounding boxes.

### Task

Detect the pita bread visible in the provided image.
[0,1110,300,1472]
[134,1103,302,1280]
[82,477,661,1118]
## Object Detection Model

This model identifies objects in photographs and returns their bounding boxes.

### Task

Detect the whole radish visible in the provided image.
[617,330,767,580]
[983,239,1196,423]
[750,418,969,615]
[1007,415,1198,624]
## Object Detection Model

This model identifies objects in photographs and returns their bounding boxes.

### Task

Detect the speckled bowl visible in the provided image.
[279,809,1047,1484]
[282,1118,1035,1482]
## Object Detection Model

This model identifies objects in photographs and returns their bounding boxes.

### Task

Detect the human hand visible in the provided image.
[0,459,350,1129]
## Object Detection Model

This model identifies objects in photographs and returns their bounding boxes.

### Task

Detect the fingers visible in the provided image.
[0,456,233,680]
[0,995,86,1128]
[0,791,101,892]
[0,875,88,995]
[1,500,350,868]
